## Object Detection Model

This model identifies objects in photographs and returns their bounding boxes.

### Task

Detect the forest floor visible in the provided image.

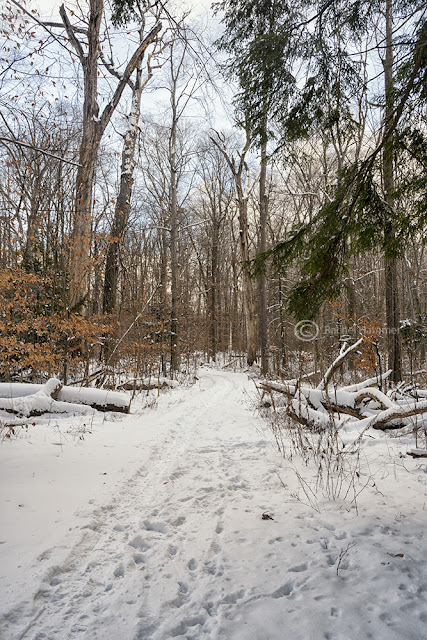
[0,367,426,640]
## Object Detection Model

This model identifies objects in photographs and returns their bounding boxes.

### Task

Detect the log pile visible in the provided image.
[259,339,427,432]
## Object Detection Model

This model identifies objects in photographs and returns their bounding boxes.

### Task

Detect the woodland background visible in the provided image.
[0,0,426,388]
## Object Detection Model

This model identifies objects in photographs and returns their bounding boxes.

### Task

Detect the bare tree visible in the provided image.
[102,2,165,323]
[56,0,162,312]
[210,129,257,365]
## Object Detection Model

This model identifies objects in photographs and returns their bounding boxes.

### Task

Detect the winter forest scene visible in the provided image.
[0,0,427,638]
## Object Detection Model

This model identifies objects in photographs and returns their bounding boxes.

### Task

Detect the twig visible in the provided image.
[107,284,161,364]
[336,542,357,576]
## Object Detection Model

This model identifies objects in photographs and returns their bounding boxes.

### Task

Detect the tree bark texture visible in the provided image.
[59,0,161,313]
[210,131,257,365]
[259,135,268,375]
[383,0,402,382]
[103,59,145,317]
[169,83,179,374]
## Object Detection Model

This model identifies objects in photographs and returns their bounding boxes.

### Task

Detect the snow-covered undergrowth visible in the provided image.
[0,369,426,640]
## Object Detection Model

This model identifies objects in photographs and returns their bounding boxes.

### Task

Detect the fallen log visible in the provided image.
[0,380,131,415]
[259,341,427,432]
[117,378,172,391]
[0,378,96,417]
[353,388,395,411]
[340,370,392,393]
[407,449,427,458]
[367,399,427,430]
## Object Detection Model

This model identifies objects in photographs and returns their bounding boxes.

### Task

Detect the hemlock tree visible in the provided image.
[247,0,427,383]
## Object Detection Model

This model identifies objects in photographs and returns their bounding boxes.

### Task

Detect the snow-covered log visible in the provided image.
[353,387,395,411]
[259,341,427,432]
[366,398,427,430]
[0,378,94,417]
[117,377,173,391]
[407,449,427,458]
[58,387,131,413]
[0,380,131,415]
[339,370,392,393]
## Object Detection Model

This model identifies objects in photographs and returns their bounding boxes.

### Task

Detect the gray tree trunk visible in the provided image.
[383,0,402,382]
[103,55,146,317]
[259,135,268,375]
[169,74,179,375]
[59,0,161,313]
[210,131,257,365]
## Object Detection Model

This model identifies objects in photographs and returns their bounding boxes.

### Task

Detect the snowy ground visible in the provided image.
[0,368,426,640]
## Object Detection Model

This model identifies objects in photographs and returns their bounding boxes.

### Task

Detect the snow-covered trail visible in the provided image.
[1,368,427,640]
[1,370,274,639]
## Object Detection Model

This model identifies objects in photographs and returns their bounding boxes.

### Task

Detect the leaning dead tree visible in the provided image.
[259,338,427,431]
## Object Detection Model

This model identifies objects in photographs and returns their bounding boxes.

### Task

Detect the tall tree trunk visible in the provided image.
[238,193,257,366]
[210,131,257,365]
[65,0,103,313]
[208,221,220,362]
[259,134,268,375]
[383,0,402,383]
[169,98,179,375]
[160,224,168,375]
[59,0,161,314]
[103,60,145,318]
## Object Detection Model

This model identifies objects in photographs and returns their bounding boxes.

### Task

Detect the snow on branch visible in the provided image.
[258,340,427,433]
[317,338,364,391]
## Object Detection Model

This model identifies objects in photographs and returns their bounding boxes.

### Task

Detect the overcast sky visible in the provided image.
[35,0,215,20]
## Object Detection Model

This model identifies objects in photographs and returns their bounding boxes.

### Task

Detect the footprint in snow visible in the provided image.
[38,548,53,561]
[128,535,151,551]
[335,532,347,540]
[143,520,167,534]
[272,582,294,598]
[187,558,198,571]
[211,541,222,554]
[113,563,125,578]
[133,553,146,565]
[170,615,207,638]
[327,554,337,566]
[289,563,308,573]
[219,589,246,604]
